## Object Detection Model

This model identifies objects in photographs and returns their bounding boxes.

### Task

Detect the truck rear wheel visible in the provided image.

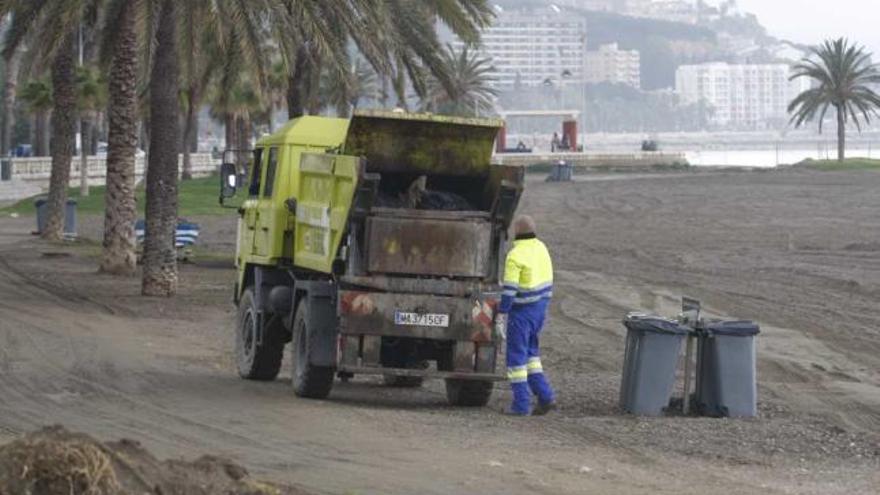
[445,379,494,407]
[235,288,284,381]
[291,299,335,399]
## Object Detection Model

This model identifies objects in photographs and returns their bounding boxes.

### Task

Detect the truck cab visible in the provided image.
[220,110,522,406]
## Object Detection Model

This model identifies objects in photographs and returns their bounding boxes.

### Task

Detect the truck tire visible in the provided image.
[235,288,284,381]
[445,379,494,407]
[291,299,335,399]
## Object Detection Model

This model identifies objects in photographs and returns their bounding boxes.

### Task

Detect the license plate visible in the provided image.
[394,311,450,328]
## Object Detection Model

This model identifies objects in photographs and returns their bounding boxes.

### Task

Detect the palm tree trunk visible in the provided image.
[2,46,22,156]
[836,104,845,162]
[181,87,198,180]
[236,115,250,152]
[42,32,77,241]
[286,46,309,119]
[92,112,103,152]
[100,0,138,276]
[80,118,91,196]
[35,112,49,156]
[225,113,236,151]
[380,75,390,108]
[306,53,322,115]
[142,0,181,297]
[189,108,198,152]
[29,115,36,150]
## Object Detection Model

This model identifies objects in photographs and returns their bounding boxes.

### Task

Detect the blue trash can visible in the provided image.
[695,320,760,418]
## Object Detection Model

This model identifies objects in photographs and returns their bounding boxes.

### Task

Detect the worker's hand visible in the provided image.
[494,313,508,341]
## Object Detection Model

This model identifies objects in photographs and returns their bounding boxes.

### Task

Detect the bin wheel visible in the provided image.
[235,288,284,381]
[291,299,335,399]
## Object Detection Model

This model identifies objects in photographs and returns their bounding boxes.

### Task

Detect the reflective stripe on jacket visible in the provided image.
[500,235,553,313]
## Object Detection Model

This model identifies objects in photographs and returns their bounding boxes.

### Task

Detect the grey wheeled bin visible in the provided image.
[619,314,690,416]
[695,320,760,418]
[35,198,78,237]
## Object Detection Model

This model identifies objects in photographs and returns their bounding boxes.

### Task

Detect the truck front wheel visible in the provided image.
[291,299,335,399]
[235,288,284,380]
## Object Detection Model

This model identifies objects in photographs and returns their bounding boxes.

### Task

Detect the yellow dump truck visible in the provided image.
[219,110,523,406]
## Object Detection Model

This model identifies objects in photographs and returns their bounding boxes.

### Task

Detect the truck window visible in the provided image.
[248,148,263,197]
[262,147,279,198]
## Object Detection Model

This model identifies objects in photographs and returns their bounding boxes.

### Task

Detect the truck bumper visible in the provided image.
[337,290,501,378]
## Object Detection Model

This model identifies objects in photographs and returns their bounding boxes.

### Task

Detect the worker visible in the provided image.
[499,215,556,416]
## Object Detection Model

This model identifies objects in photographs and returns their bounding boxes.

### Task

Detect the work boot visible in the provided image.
[504,408,531,417]
[533,401,557,416]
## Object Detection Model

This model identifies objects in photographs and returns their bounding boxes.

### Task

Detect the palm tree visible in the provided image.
[210,79,264,154]
[42,33,78,241]
[265,60,288,131]
[18,77,52,156]
[75,65,107,196]
[1,1,85,241]
[320,57,378,117]
[141,0,180,296]
[103,0,267,277]
[422,44,497,117]
[788,38,880,161]
[178,1,225,181]
[1,40,22,156]
[279,0,494,118]
[99,0,139,275]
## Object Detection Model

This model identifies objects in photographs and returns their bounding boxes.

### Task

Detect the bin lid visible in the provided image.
[623,313,690,335]
[704,320,760,336]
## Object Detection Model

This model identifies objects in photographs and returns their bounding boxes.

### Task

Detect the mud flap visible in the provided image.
[296,280,337,367]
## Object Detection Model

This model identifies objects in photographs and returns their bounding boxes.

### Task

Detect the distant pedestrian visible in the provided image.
[551,132,560,152]
[499,215,556,416]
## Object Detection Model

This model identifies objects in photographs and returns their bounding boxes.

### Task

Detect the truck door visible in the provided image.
[254,146,280,258]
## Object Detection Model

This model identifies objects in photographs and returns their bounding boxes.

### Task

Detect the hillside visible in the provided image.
[574,8,718,89]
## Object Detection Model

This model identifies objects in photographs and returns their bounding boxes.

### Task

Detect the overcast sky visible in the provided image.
[730,0,880,56]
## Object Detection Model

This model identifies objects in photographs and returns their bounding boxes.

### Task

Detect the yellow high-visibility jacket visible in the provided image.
[500,235,553,313]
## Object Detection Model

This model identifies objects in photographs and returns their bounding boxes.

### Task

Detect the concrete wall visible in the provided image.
[3,153,219,189]
[493,151,687,168]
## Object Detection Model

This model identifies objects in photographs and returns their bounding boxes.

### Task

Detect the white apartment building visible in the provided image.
[635,0,699,24]
[553,0,625,11]
[470,8,587,88]
[675,63,812,129]
[554,0,650,14]
[584,43,641,88]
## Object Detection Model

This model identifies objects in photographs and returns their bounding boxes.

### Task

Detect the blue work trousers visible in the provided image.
[506,300,555,415]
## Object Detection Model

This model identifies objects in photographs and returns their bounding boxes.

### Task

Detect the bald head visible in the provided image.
[513,215,536,237]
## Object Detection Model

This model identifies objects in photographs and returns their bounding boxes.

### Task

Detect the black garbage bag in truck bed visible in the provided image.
[374,175,474,211]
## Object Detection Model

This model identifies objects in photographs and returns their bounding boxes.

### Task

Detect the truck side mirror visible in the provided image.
[220,162,237,203]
